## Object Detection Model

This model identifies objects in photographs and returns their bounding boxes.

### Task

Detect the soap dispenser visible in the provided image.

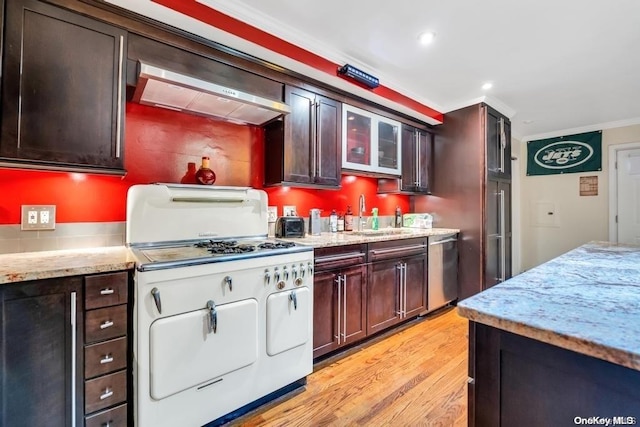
[371,208,379,230]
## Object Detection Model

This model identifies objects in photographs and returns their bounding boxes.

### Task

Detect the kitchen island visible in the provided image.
[458,241,640,426]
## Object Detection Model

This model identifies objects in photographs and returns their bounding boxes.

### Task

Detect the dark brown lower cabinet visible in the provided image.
[469,322,640,427]
[313,265,367,359]
[0,277,84,427]
[367,258,401,334]
[313,245,367,358]
[0,271,131,427]
[367,238,427,335]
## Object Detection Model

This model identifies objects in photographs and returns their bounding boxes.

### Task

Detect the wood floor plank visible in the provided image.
[231,308,468,426]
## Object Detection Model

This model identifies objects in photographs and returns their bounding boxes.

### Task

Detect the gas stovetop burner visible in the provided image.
[194,240,257,255]
[257,241,296,250]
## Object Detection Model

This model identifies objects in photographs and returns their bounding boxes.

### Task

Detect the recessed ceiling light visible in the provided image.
[418,31,436,45]
[482,82,493,90]
[523,119,534,124]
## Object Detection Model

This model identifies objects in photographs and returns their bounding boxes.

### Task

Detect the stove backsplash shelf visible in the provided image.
[126,184,268,246]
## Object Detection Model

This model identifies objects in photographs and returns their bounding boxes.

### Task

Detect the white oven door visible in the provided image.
[266,287,311,356]
[149,298,258,400]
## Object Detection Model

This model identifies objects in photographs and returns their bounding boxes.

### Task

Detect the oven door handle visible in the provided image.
[289,291,298,310]
[206,300,217,334]
[151,287,162,314]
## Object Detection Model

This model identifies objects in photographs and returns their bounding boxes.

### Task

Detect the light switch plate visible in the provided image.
[267,206,278,223]
[21,205,56,230]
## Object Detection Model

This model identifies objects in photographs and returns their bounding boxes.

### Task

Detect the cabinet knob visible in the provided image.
[100,320,114,330]
[99,388,114,400]
[100,354,114,364]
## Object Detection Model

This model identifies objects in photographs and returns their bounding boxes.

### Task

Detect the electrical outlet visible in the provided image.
[283,205,297,217]
[21,205,56,230]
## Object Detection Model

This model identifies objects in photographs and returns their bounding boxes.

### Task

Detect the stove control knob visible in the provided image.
[295,277,303,287]
[277,281,286,290]
[300,263,306,278]
[307,262,313,276]
[292,266,298,279]
[224,276,233,292]
[274,267,280,282]
[283,266,289,280]
[264,269,271,284]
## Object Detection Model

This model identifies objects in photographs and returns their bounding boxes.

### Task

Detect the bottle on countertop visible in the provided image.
[395,206,403,228]
[344,205,354,231]
[371,208,379,230]
[329,209,338,233]
[337,212,345,232]
[195,156,216,185]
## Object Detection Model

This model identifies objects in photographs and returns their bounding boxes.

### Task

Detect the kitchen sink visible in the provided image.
[350,228,415,236]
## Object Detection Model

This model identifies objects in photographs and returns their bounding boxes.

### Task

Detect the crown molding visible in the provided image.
[521,117,640,142]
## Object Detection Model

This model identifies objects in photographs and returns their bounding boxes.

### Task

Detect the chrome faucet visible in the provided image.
[358,194,366,231]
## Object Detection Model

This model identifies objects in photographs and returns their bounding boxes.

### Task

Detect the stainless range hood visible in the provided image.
[132,61,290,125]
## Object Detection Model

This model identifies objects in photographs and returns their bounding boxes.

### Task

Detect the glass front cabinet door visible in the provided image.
[342,104,401,176]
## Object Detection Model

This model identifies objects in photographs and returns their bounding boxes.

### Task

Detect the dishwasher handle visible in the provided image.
[429,238,457,246]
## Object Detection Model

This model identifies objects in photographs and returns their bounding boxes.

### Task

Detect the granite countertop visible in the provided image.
[280,227,460,248]
[0,228,459,285]
[0,246,136,285]
[457,241,640,371]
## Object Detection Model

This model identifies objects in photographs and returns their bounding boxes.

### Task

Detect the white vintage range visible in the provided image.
[126,184,313,427]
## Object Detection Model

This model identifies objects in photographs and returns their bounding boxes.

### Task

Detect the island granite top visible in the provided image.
[457,241,640,371]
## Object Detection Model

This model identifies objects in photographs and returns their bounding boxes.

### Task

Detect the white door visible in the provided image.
[265,287,311,356]
[617,148,640,244]
[149,299,258,400]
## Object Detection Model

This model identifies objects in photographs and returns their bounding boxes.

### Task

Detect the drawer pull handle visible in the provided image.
[100,288,115,295]
[100,320,114,329]
[100,388,113,400]
[100,354,114,364]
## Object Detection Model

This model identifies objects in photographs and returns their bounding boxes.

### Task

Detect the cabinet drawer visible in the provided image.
[315,244,367,271]
[86,305,127,343]
[85,403,127,427]
[85,370,127,414]
[85,337,127,379]
[368,238,427,262]
[85,272,128,310]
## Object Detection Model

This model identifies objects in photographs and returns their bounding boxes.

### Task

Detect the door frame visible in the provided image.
[608,141,640,242]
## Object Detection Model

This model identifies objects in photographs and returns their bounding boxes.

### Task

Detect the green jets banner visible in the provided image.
[527,130,602,176]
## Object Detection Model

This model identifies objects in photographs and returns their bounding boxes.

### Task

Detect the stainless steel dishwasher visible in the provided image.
[426,233,458,312]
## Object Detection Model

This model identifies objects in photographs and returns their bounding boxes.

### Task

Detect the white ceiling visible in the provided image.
[195,0,640,140]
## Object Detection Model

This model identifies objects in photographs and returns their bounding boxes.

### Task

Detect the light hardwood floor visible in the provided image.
[232,307,469,426]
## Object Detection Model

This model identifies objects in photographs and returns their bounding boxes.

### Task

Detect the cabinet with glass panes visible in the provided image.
[342,104,401,176]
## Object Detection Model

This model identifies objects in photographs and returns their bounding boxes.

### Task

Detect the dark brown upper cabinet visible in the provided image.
[485,105,512,179]
[400,124,433,194]
[1,0,127,172]
[264,85,341,188]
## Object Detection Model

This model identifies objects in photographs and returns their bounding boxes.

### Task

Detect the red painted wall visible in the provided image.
[264,176,409,218]
[0,103,408,225]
